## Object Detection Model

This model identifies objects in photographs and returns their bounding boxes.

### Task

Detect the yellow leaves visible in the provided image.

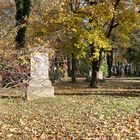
[88,27,111,52]
[71,28,77,33]
[26,0,140,63]
[94,1,114,22]
[0,77,140,139]
[93,51,100,59]
[41,28,47,34]
[18,56,29,65]
[9,128,18,133]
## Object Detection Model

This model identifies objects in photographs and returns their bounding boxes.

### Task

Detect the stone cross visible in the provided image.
[27,49,54,99]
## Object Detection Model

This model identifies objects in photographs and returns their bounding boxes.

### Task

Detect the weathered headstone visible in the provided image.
[86,69,103,82]
[27,49,54,99]
[97,70,103,80]
[86,70,92,82]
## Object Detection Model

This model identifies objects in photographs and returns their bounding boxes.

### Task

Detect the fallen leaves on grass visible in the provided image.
[0,78,140,139]
[0,95,140,140]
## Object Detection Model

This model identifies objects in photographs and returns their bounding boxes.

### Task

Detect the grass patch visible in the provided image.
[0,78,140,139]
[0,95,140,139]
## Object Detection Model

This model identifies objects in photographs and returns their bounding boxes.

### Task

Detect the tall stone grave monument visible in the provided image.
[27,48,54,99]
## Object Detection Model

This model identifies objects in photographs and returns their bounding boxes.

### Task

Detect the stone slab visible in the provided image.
[27,86,54,99]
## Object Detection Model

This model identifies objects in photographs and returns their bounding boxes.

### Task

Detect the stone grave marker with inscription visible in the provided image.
[27,49,54,99]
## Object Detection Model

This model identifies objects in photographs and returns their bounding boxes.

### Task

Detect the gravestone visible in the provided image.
[27,48,54,99]
[97,70,103,80]
[86,70,103,81]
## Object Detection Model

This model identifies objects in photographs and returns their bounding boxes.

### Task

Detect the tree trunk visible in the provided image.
[71,53,77,82]
[90,45,100,88]
[90,59,99,88]
[15,0,31,49]
[67,56,71,77]
[105,0,120,77]
[107,50,113,77]
[2,0,31,100]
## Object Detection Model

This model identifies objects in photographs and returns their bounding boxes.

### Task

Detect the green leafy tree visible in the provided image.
[104,0,140,77]
[29,0,140,88]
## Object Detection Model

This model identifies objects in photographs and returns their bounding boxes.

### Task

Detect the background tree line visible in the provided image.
[0,0,140,90]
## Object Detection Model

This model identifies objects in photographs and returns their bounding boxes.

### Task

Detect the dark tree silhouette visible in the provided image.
[15,0,31,49]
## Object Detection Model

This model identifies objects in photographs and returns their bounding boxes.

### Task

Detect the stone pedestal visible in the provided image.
[27,49,54,99]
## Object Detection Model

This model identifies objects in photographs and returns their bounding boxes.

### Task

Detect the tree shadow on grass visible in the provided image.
[0,95,23,99]
[56,90,140,97]
[93,92,140,97]
[101,81,140,89]
[105,77,140,80]
[55,80,140,90]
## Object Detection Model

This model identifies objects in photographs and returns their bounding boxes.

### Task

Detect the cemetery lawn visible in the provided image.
[0,78,140,139]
